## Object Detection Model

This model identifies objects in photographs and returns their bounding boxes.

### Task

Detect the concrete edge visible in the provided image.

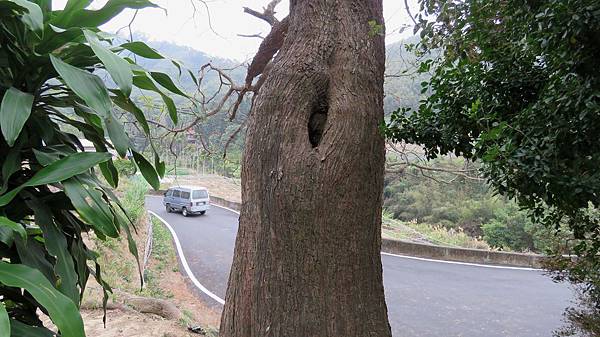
[149,189,544,268]
[381,238,545,269]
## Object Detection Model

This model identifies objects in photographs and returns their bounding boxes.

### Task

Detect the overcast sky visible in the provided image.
[53,0,417,61]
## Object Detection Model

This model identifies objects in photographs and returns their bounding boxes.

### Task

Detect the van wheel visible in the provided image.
[165,204,172,213]
[199,211,206,215]
[182,207,188,217]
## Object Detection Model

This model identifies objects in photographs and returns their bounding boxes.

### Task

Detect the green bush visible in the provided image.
[114,159,137,177]
[122,177,150,224]
[0,1,186,335]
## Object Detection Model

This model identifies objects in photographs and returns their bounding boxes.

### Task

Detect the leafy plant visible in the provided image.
[0,0,189,335]
[383,0,600,333]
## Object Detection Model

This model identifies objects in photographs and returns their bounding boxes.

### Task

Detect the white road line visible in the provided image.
[147,210,226,305]
[381,252,542,271]
[210,203,241,215]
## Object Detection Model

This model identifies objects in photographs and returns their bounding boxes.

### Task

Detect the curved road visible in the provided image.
[146,196,574,337]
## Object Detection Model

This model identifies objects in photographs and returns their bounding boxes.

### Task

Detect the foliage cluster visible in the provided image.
[384,161,554,252]
[113,158,137,177]
[0,1,188,335]
[384,0,600,333]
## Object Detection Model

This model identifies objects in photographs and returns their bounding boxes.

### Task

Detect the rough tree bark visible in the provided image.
[220,1,390,336]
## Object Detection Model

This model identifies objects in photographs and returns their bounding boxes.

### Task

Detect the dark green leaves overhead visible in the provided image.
[8,0,43,32]
[0,152,111,206]
[84,29,133,96]
[0,263,85,337]
[53,0,160,28]
[0,87,33,147]
[120,41,164,59]
[132,151,160,190]
[0,302,9,337]
[0,2,189,334]
[50,55,113,117]
[0,217,26,241]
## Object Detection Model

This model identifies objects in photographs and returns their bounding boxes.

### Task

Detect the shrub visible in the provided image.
[114,159,138,177]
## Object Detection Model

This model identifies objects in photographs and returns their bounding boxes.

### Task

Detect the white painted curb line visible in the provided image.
[147,210,226,305]
[380,252,542,271]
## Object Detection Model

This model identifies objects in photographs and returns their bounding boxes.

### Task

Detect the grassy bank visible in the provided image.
[382,210,491,250]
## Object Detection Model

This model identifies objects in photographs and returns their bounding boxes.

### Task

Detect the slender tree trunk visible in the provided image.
[220,1,390,336]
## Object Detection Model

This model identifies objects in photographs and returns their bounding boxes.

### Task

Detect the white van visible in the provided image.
[163,186,210,217]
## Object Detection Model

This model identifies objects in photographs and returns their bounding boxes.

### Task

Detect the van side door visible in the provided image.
[172,189,182,210]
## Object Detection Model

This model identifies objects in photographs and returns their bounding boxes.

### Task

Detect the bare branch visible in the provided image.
[238,33,265,40]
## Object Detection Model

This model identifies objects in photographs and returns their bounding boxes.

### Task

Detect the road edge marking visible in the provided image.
[381,252,542,271]
[147,210,226,305]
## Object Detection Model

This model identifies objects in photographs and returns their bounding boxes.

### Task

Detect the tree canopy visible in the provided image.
[384,0,599,332]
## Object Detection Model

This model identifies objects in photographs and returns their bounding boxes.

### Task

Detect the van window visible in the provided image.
[166,189,173,197]
[173,190,181,198]
[192,190,208,199]
[181,191,190,199]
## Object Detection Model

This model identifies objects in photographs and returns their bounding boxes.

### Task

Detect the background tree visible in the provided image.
[0,1,186,335]
[383,0,599,334]
[219,0,392,336]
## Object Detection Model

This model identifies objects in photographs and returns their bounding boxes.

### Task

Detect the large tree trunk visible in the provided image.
[220,1,390,336]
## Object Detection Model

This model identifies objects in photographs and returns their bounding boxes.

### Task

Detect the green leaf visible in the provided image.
[50,55,112,119]
[0,152,111,206]
[63,178,119,238]
[150,72,188,97]
[110,92,150,134]
[120,41,164,59]
[51,55,130,156]
[0,302,9,337]
[83,29,133,96]
[99,160,119,188]
[154,153,165,178]
[30,200,80,304]
[0,263,85,337]
[1,87,34,147]
[63,0,94,13]
[54,0,160,28]
[0,217,26,240]
[104,114,129,157]
[132,75,177,124]
[9,320,54,337]
[8,0,43,32]
[132,151,160,190]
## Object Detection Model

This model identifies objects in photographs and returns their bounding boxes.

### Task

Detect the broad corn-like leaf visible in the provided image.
[120,41,164,59]
[8,0,43,32]
[133,75,177,124]
[50,55,112,119]
[51,55,130,156]
[63,178,119,238]
[84,30,133,96]
[1,87,34,147]
[0,302,9,337]
[9,320,54,337]
[0,217,26,240]
[150,72,188,97]
[0,152,111,206]
[30,200,80,304]
[104,114,129,157]
[54,0,160,28]
[111,92,150,134]
[132,151,160,190]
[0,263,85,337]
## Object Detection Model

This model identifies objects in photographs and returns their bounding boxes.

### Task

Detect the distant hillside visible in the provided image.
[383,36,429,114]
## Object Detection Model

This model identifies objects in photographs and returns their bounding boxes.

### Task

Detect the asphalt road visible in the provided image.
[146,196,575,337]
